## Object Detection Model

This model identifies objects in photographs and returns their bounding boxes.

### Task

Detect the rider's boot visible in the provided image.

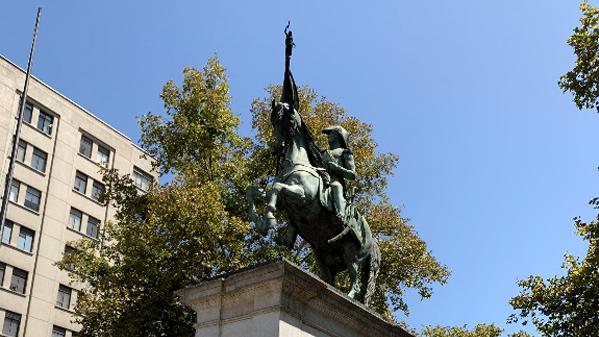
[331,184,348,225]
[266,204,277,227]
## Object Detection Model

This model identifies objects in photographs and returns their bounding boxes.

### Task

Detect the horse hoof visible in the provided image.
[348,289,360,301]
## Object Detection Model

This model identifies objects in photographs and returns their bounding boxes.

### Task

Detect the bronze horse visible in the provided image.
[247,26,380,305]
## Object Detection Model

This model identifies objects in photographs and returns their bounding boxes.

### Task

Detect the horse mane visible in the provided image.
[277,62,326,170]
[297,115,326,169]
[271,103,325,171]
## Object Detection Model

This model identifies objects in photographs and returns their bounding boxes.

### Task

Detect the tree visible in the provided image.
[61,58,252,337]
[508,332,534,337]
[558,1,599,111]
[421,324,532,337]
[249,85,450,317]
[62,57,449,336]
[509,202,599,336]
[507,2,599,336]
[421,324,503,337]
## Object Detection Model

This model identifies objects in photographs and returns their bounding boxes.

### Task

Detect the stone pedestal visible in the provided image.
[177,259,413,337]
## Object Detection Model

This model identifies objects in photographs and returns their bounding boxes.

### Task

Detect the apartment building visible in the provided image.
[0,54,154,337]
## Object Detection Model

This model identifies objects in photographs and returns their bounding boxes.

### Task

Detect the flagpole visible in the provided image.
[0,7,43,243]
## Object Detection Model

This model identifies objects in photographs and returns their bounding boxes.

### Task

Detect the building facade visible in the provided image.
[0,55,154,337]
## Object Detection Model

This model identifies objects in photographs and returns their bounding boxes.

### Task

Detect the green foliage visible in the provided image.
[139,57,246,180]
[559,1,599,111]
[62,57,449,336]
[420,324,532,337]
[250,85,450,317]
[62,177,250,337]
[61,57,252,337]
[421,324,503,337]
[509,197,599,336]
[508,332,535,337]
[509,4,599,334]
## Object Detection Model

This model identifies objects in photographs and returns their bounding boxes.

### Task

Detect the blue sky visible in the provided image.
[1,1,596,335]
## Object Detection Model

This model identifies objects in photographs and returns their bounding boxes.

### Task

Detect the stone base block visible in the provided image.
[177,259,413,337]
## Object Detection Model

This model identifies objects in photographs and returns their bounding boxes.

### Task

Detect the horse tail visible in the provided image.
[362,239,381,306]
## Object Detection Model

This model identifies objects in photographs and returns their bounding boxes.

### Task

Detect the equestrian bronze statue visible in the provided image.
[247,25,380,306]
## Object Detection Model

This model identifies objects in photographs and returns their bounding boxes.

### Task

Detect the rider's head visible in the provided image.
[322,125,349,149]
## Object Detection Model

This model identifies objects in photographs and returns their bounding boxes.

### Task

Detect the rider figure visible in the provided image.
[322,125,356,224]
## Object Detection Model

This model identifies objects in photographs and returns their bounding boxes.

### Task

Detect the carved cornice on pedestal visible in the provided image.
[177,259,414,337]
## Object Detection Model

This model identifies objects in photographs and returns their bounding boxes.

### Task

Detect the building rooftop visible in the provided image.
[0,53,149,156]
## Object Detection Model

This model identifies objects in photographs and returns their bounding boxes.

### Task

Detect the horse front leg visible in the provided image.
[247,186,269,235]
[275,224,297,249]
[246,186,270,235]
[315,254,336,285]
[266,182,306,227]
[265,183,282,228]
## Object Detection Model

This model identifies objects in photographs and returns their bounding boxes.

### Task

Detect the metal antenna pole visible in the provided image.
[0,7,42,242]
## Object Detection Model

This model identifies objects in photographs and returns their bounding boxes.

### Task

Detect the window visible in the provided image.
[16,140,26,162]
[2,311,20,337]
[68,208,82,231]
[91,180,104,202]
[24,186,41,211]
[74,171,87,194]
[9,180,19,202]
[79,135,92,158]
[86,216,99,239]
[23,102,33,123]
[31,148,47,172]
[56,284,72,309]
[0,263,5,285]
[37,111,53,135]
[17,227,34,252]
[10,268,27,293]
[132,168,152,192]
[2,220,13,244]
[52,326,66,337]
[97,145,110,167]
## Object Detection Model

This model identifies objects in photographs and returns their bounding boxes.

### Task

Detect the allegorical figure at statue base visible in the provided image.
[247,23,380,306]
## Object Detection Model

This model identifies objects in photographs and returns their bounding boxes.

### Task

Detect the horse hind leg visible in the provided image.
[347,261,361,301]
[359,242,381,306]
[343,243,364,302]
